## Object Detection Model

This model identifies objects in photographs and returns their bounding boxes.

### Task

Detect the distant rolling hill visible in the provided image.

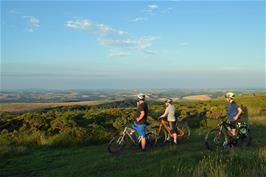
[0,100,113,113]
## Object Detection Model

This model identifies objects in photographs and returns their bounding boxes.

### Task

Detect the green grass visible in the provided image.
[1,116,265,177]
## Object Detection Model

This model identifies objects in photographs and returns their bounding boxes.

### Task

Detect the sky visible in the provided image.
[1,1,265,90]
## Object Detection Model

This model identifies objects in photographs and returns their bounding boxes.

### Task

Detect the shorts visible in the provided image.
[132,122,146,138]
[169,121,177,133]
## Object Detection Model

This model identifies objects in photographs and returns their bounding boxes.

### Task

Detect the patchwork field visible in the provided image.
[182,95,211,101]
[0,100,112,113]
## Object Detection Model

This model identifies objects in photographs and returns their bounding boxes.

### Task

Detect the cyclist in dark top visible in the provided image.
[224,92,242,147]
[131,93,148,151]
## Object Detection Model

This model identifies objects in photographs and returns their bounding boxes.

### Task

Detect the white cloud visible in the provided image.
[98,38,136,47]
[143,5,173,17]
[148,5,159,10]
[23,16,40,32]
[138,36,158,49]
[145,4,160,15]
[132,17,147,22]
[98,36,158,53]
[65,18,92,30]
[66,17,158,56]
[65,18,127,37]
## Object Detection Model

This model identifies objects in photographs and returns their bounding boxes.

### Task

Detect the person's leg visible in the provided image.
[136,123,146,151]
[231,129,236,136]
[230,121,237,137]
[170,121,177,144]
[140,137,146,150]
[172,133,177,144]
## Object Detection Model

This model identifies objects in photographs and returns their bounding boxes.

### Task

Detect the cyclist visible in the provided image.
[224,92,242,147]
[131,93,148,151]
[159,98,178,144]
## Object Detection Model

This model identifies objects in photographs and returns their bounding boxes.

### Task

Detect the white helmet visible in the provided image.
[225,92,235,99]
[165,98,173,103]
[137,93,145,100]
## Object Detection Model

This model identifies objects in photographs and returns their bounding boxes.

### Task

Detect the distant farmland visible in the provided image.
[182,94,211,101]
[0,100,113,113]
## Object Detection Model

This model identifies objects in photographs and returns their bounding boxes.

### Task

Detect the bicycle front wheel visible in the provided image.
[156,128,167,146]
[108,134,127,154]
[205,128,226,150]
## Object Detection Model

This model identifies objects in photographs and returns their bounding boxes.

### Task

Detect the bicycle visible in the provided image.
[108,121,157,154]
[205,119,251,150]
[155,117,191,146]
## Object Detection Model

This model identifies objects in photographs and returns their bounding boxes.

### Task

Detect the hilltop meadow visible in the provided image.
[0,93,265,177]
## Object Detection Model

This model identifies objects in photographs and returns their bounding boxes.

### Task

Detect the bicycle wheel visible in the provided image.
[177,124,191,140]
[205,128,226,150]
[238,130,252,147]
[108,134,127,154]
[155,128,167,146]
[146,131,157,147]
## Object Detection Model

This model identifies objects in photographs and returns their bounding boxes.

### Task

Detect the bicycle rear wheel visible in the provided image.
[177,124,191,140]
[238,130,252,147]
[108,134,127,154]
[146,131,157,147]
[205,128,226,150]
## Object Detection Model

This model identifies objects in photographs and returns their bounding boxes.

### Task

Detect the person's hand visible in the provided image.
[233,115,238,121]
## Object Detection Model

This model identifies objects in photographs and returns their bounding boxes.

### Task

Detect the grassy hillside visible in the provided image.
[0,93,265,177]
[0,115,265,177]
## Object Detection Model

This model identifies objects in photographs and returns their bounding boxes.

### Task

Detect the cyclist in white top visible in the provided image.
[160,98,178,144]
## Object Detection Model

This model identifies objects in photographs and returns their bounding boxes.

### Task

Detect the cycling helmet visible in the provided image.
[165,98,173,103]
[225,92,235,99]
[137,93,145,100]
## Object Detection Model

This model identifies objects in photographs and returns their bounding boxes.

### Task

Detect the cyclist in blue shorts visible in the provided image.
[131,93,148,151]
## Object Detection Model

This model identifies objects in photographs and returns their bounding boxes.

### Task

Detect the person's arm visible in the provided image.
[234,107,242,121]
[136,111,145,122]
[160,110,167,118]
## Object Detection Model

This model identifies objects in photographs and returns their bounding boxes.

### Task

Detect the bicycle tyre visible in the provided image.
[155,128,167,146]
[146,131,157,147]
[238,129,252,147]
[205,128,226,150]
[108,134,127,154]
[177,124,191,140]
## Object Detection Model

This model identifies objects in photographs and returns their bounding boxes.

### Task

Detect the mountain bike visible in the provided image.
[155,117,191,146]
[205,119,251,150]
[108,122,157,154]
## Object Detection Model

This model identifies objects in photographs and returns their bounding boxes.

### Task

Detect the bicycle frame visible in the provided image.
[157,118,171,135]
[117,126,140,145]
[218,120,235,137]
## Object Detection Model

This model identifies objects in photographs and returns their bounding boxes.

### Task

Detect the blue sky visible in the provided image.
[1,1,265,90]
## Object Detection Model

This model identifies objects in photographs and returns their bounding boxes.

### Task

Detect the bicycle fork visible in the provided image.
[116,128,127,144]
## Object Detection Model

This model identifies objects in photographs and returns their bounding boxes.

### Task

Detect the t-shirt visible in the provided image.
[227,101,238,121]
[134,102,148,124]
[165,105,176,122]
